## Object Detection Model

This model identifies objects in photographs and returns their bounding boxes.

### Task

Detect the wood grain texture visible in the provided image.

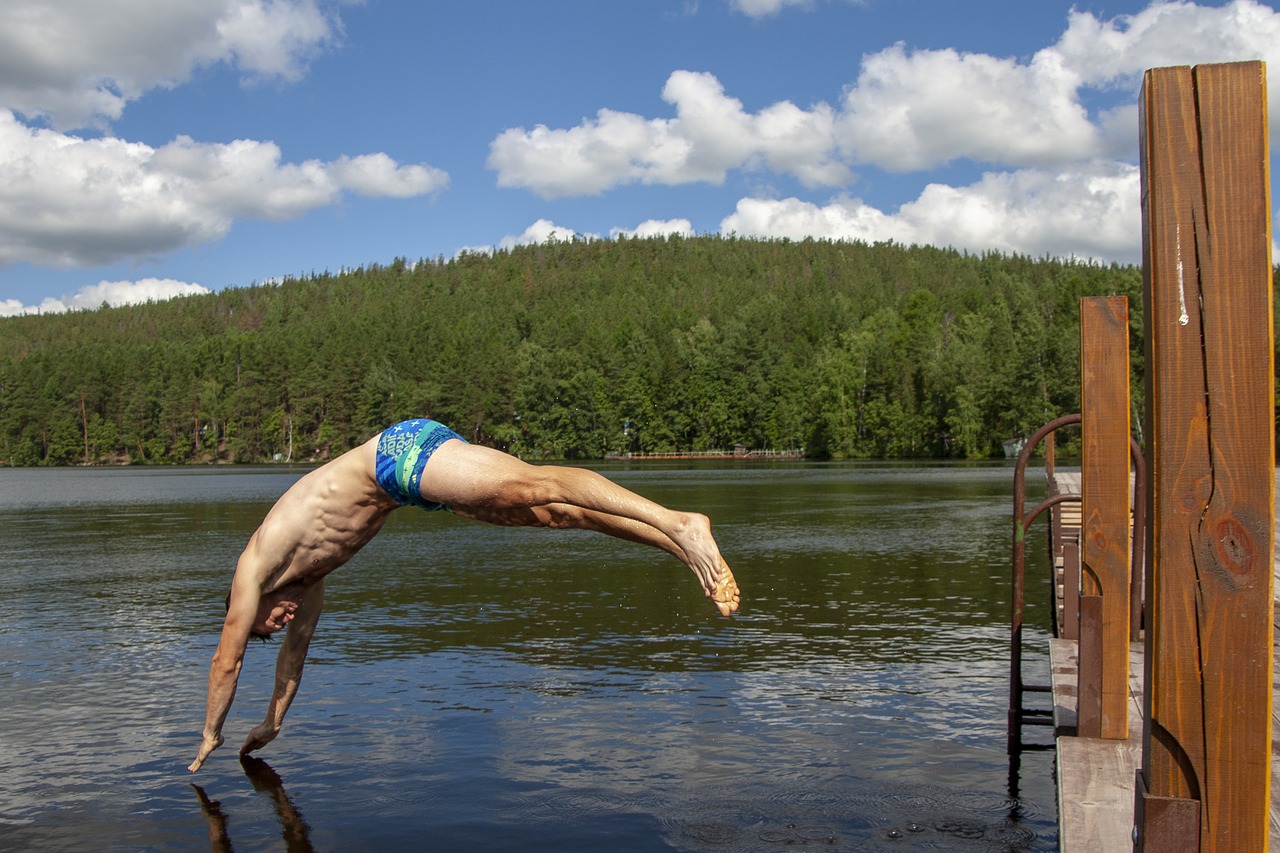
[1080,296,1132,739]
[1139,61,1274,852]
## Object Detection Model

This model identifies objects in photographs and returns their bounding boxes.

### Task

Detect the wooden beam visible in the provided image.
[1139,61,1275,851]
[1078,593,1105,738]
[1080,295,1132,740]
[1136,771,1201,852]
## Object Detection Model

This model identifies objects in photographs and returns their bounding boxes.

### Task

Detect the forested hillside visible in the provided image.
[1,236,1149,465]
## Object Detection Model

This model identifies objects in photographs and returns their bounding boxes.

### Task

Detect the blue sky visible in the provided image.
[1,0,1278,315]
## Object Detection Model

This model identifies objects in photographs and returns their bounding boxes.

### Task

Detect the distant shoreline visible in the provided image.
[605,448,805,461]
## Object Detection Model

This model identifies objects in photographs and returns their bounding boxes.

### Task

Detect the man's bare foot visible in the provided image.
[710,557,740,616]
[672,512,720,576]
[667,511,738,615]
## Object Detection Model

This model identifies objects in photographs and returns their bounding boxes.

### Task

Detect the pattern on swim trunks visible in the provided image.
[374,419,465,511]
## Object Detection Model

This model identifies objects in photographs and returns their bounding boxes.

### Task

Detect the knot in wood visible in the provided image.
[1214,517,1254,576]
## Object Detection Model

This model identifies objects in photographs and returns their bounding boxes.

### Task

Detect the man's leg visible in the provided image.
[422,441,739,614]
[451,502,740,615]
[452,503,682,555]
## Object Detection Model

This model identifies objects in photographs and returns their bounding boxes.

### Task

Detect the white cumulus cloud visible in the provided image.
[500,217,700,251]
[0,277,210,316]
[0,0,449,272]
[489,0,1279,265]
[0,0,339,130]
[612,219,695,239]
[836,44,1100,170]
[488,70,849,198]
[497,219,591,250]
[327,153,447,199]
[722,162,1142,264]
[1055,0,1280,88]
[837,0,1280,170]
[728,0,818,18]
[0,111,448,268]
[486,0,1279,264]
[465,218,691,256]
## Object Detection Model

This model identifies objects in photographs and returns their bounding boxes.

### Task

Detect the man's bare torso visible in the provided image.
[240,436,399,593]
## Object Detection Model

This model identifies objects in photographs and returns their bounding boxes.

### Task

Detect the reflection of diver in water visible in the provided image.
[190,783,233,853]
[190,756,315,852]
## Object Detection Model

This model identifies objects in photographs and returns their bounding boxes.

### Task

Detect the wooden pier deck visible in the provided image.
[1046,470,1279,850]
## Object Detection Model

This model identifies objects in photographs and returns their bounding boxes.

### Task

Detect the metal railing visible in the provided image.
[1008,413,1146,751]
[1009,414,1082,750]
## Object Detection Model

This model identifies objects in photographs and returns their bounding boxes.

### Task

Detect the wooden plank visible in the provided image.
[1050,637,1079,732]
[1078,594,1105,737]
[1080,296,1132,739]
[1139,61,1274,851]
[1059,736,1143,851]
[1190,63,1275,852]
[1055,640,1146,850]
[1135,774,1201,851]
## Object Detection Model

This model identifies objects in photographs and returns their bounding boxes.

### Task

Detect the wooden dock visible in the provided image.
[1046,470,1279,850]
[1010,61,1277,852]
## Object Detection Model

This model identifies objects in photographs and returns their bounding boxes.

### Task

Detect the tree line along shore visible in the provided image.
[5,234,1248,467]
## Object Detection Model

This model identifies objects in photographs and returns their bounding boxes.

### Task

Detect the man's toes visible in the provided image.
[710,580,740,615]
[714,597,739,616]
[712,576,739,602]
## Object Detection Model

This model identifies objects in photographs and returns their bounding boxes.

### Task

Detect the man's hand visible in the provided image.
[188,732,225,772]
[239,721,281,757]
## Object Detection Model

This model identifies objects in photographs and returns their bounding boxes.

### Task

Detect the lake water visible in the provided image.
[0,462,1057,851]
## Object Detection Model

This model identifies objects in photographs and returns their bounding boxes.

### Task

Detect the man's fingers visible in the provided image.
[239,725,278,756]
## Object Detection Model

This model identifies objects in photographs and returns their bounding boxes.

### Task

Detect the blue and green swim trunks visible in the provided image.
[375,419,467,511]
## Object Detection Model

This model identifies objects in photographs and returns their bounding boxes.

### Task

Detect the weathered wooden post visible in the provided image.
[1137,61,1274,851]
[1077,296,1132,740]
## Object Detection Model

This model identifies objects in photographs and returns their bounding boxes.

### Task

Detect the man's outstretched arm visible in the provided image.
[189,629,250,768]
[189,569,265,772]
[240,581,324,757]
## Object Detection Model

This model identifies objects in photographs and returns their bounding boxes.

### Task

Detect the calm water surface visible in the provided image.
[0,463,1057,851]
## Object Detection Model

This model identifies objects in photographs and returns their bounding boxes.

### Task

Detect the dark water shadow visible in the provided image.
[190,756,316,853]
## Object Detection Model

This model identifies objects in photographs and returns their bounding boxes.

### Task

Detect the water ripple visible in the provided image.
[0,464,1056,851]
